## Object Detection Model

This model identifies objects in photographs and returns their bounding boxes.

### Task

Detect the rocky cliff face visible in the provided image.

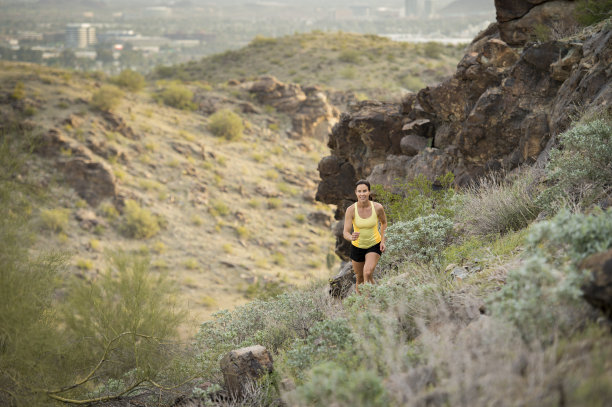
[317,0,612,259]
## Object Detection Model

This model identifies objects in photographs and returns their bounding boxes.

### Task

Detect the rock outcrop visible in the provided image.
[36,128,117,206]
[316,1,612,258]
[245,76,340,140]
[220,345,274,399]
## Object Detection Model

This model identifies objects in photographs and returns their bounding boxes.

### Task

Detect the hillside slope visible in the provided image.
[0,62,337,330]
[158,31,466,100]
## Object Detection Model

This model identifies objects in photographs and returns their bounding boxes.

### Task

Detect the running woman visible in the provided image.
[343,179,387,294]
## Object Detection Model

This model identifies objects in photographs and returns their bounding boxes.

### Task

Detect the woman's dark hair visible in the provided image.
[355,179,371,191]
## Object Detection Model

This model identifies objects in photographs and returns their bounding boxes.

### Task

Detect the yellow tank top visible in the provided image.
[352,201,381,249]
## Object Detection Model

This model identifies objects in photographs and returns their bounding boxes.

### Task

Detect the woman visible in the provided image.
[343,179,387,294]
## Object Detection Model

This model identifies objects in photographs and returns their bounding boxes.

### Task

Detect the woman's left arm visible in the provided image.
[376,203,387,253]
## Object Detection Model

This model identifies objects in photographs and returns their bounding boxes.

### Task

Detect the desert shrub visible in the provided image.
[458,168,542,237]
[372,172,456,224]
[10,81,26,100]
[284,318,354,381]
[0,133,67,405]
[208,109,243,140]
[119,199,160,239]
[39,207,70,232]
[541,117,612,209]
[574,0,612,26]
[489,209,612,340]
[194,288,330,380]
[338,49,360,63]
[422,41,444,58]
[400,75,425,91]
[383,214,454,270]
[290,361,388,407]
[90,85,124,112]
[59,252,185,383]
[157,82,195,110]
[112,69,146,92]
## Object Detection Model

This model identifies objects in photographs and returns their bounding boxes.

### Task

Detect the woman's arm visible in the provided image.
[376,203,387,252]
[343,205,356,241]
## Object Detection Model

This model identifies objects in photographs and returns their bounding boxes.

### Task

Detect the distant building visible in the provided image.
[65,23,96,48]
[423,0,433,17]
[405,0,420,17]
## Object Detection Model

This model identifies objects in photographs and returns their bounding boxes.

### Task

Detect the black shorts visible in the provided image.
[350,242,382,262]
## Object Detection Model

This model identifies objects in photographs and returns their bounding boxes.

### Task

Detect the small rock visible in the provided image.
[220,345,274,399]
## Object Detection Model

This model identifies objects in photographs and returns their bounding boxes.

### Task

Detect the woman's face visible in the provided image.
[355,184,370,203]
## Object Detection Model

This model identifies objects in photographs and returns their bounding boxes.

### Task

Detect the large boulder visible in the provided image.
[220,345,274,399]
[61,158,116,206]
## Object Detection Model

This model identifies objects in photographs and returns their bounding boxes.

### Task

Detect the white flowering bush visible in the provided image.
[490,209,612,340]
[384,214,454,270]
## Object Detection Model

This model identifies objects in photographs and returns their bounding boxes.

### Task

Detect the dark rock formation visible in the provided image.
[316,0,611,260]
[497,0,577,46]
[61,158,116,207]
[580,249,612,319]
[220,345,274,399]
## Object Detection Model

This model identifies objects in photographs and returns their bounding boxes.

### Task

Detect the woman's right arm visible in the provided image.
[343,206,354,241]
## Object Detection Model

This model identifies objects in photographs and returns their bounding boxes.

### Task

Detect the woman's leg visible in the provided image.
[352,260,364,294]
[363,252,380,285]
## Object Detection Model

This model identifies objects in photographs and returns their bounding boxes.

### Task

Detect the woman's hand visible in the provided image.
[351,231,360,241]
[380,241,386,253]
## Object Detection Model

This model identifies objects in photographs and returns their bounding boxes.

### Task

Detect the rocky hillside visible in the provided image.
[0,64,347,329]
[157,31,466,101]
[316,0,612,258]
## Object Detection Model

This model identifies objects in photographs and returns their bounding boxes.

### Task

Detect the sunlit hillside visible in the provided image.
[158,31,466,100]
[0,61,337,333]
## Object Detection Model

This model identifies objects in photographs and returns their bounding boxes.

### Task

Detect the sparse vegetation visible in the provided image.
[90,85,124,112]
[111,69,146,92]
[156,82,195,110]
[119,199,161,239]
[208,109,244,140]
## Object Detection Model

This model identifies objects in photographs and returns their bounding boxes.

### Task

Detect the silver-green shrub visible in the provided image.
[384,214,454,270]
[284,318,354,381]
[290,361,389,407]
[489,209,612,340]
[194,290,327,379]
[543,117,612,208]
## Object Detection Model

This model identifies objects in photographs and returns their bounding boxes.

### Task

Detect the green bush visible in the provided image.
[194,289,327,379]
[90,85,124,112]
[542,117,612,209]
[157,82,195,110]
[458,169,542,237]
[10,81,26,100]
[574,0,612,26]
[208,109,244,140]
[422,41,444,59]
[291,361,389,407]
[111,69,146,92]
[338,49,360,63]
[372,172,456,224]
[119,199,160,239]
[285,318,354,381]
[40,207,70,232]
[489,209,612,340]
[60,252,185,381]
[384,214,454,270]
